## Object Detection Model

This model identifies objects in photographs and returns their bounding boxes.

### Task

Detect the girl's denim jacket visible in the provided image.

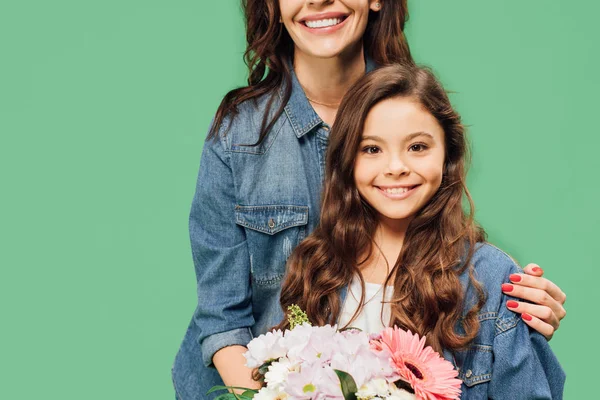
[172,61,564,399]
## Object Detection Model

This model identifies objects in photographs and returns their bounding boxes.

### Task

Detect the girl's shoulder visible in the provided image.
[467,242,523,287]
[459,242,524,319]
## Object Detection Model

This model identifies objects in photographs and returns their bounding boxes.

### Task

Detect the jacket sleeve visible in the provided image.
[488,302,565,399]
[189,128,254,367]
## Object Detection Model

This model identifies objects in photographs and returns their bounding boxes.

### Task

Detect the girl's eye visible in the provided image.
[409,143,428,152]
[362,146,380,155]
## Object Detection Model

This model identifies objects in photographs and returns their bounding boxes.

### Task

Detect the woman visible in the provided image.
[172,1,567,398]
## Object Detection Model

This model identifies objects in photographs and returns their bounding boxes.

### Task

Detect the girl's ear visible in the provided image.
[370,1,383,12]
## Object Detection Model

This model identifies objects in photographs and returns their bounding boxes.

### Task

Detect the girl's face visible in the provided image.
[279,0,380,59]
[353,97,446,227]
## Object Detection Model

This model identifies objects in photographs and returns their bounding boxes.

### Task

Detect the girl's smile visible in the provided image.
[375,184,420,200]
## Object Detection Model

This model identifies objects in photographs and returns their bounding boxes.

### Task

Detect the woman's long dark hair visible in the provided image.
[207,0,412,145]
[278,64,487,353]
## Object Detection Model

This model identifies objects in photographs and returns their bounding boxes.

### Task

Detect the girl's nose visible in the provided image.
[385,157,410,176]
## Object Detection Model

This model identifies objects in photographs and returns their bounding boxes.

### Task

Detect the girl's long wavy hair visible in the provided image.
[207,0,412,145]
[278,64,487,352]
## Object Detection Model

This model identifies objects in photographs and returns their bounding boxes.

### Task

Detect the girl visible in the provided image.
[173,1,566,398]
[279,63,565,399]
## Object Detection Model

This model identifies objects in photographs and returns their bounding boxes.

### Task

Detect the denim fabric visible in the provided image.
[172,59,378,399]
[441,243,565,399]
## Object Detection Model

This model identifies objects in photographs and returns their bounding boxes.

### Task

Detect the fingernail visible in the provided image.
[509,274,522,283]
[507,300,519,308]
[501,283,513,292]
[532,267,544,274]
[522,313,533,322]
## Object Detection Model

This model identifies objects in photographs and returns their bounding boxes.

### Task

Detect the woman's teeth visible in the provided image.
[383,187,412,194]
[304,18,343,29]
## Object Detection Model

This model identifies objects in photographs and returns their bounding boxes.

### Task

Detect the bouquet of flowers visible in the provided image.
[209,306,461,400]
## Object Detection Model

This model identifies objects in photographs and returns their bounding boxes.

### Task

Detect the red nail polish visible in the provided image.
[509,274,522,283]
[501,283,513,292]
[532,267,544,274]
[522,313,533,322]
[507,300,519,308]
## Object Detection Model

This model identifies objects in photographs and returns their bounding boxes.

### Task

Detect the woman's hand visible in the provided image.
[213,346,262,392]
[501,264,567,340]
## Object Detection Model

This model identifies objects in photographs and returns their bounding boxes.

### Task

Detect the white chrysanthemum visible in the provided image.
[253,386,288,400]
[386,391,416,400]
[282,324,340,364]
[356,382,377,400]
[264,357,297,391]
[387,384,416,400]
[372,379,392,397]
[356,378,390,399]
[244,330,286,368]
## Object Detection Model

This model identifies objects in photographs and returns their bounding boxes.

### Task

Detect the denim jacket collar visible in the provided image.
[282,56,378,139]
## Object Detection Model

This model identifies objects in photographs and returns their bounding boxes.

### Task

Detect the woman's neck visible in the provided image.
[293,46,366,124]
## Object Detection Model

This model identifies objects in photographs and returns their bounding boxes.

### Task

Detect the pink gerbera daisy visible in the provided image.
[377,326,462,400]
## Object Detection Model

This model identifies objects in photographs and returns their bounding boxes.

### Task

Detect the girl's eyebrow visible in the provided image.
[360,135,384,142]
[404,131,434,141]
[360,132,434,142]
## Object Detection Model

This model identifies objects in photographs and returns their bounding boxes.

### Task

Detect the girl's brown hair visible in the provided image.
[208,0,412,145]
[279,64,486,352]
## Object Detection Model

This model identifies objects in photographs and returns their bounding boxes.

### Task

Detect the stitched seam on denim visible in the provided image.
[477,311,497,321]
[484,242,524,271]
[468,344,493,353]
[229,117,285,155]
[495,316,519,335]
[463,374,492,386]
[217,119,233,152]
[236,205,309,211]
[235,219,308,235]
[234,206,309,234]
[253,273,285,285]
[284,104,321,138]
[284,104,300,137]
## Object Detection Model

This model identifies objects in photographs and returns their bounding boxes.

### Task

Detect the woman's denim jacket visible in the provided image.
[172,61,564,399]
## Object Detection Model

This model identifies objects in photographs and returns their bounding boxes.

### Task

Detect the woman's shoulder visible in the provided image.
[211,90,286,150]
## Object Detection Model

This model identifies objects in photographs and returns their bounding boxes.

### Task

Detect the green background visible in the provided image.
[1,0,597,398]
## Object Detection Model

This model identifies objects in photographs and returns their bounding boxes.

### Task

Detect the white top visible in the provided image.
[338,276,394,333]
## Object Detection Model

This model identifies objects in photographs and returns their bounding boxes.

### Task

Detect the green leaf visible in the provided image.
[207,385,255,395]
[394,379,415,394]
[339,326,363,333]
[242,390,259,397]
[334,369,358,400]
[214,394,238,400]
[258,359,275,375]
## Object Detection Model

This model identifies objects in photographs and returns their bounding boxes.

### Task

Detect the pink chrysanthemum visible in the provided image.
[376,327,462,400]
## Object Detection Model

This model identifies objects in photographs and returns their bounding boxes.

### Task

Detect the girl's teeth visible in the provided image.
[305,18,342,29]
[384,187,411,194]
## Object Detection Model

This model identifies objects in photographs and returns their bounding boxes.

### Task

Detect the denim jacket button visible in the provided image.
[268,218,276,229]
[465,369,473,378]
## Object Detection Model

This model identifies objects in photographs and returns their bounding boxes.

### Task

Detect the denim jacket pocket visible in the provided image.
[456,344,493,388]
[235,205,309,286]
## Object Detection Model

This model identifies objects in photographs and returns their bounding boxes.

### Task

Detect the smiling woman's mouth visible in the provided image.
[303,16,347,29]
